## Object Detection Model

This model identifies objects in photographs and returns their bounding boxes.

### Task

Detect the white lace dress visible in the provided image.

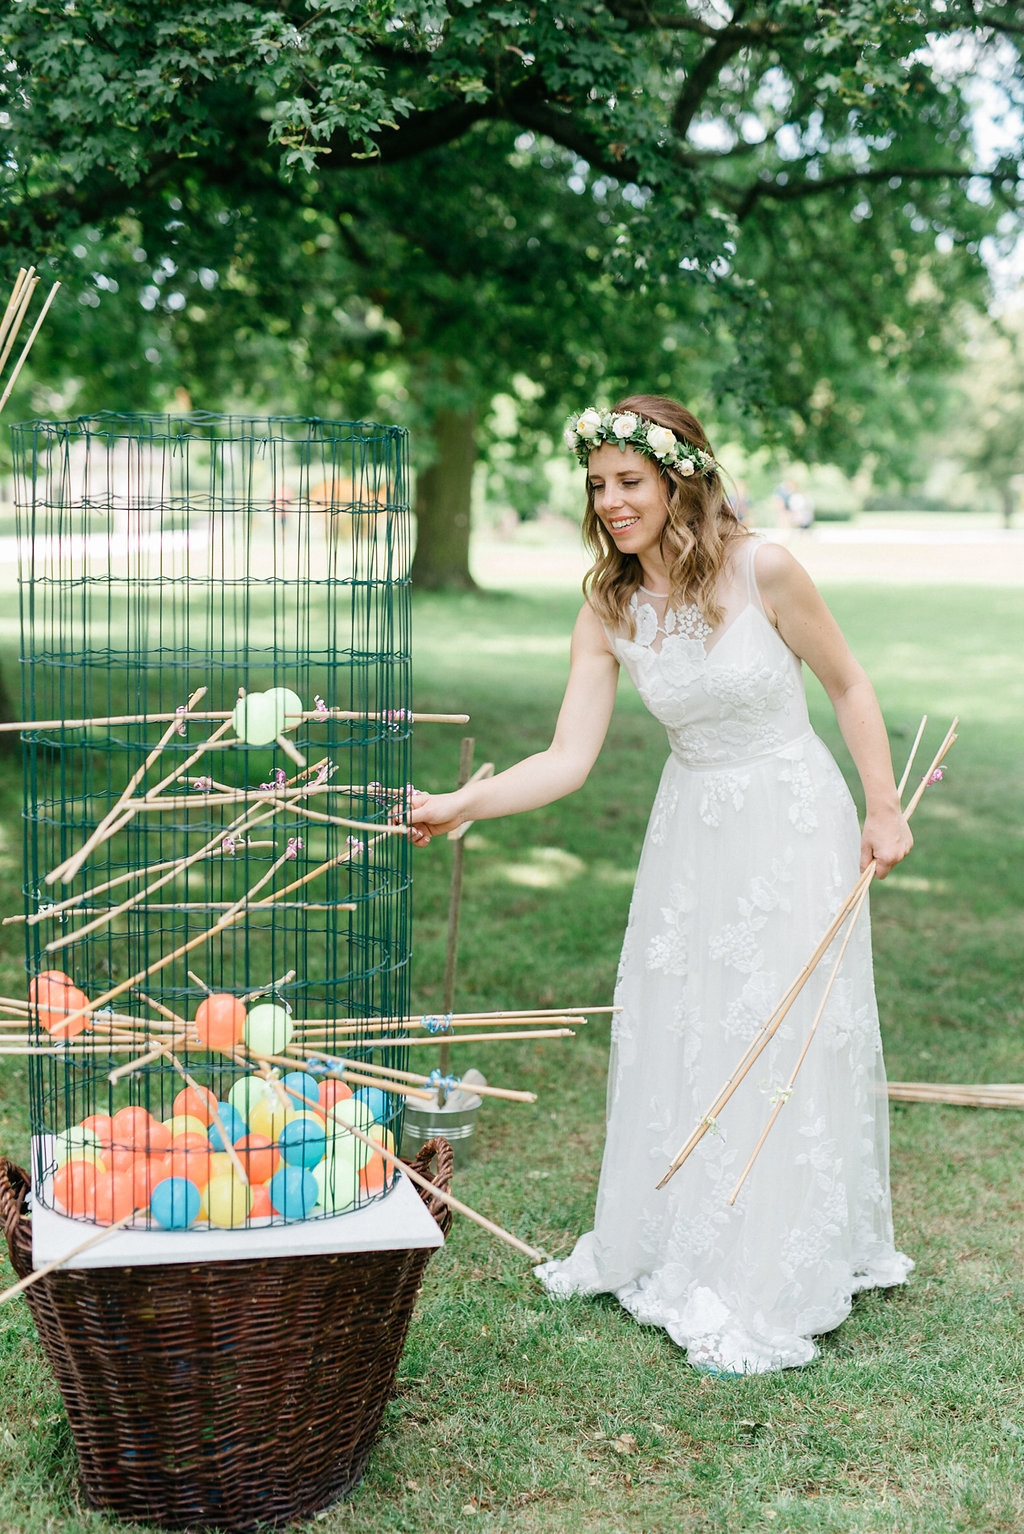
[536,539,911,1374]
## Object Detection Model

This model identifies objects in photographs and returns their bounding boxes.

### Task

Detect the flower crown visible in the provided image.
[564,407,716,479]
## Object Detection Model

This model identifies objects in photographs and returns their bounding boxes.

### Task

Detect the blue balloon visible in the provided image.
[207,1103,246,1152]
[150,1177,201,1230]
[281,1071,321,1112]
[268,1166,318,1220]
[278,1116,327,1168]
[352,1086,390,1123]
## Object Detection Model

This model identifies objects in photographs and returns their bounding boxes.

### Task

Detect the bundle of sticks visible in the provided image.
[657,715,961,1203]
[0,267,60,416]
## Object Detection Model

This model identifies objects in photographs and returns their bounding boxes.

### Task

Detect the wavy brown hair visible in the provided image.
[581,394,747,634]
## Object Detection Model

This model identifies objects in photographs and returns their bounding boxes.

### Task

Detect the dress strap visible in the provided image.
[744,536,768,618]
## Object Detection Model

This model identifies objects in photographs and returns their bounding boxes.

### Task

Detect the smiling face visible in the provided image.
[586,443,671,584]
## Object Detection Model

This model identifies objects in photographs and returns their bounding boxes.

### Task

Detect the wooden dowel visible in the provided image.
[657,717,958,1192]
[0,272,37,378]
[0,268,31,351]
[0,1209,140,1307]
[296,1029,576,1049]
[244,1047,536,1104]
[0,709,470,734]
[275,733,307,767]
[279,1081,545,1262]
[0,280,61,414]
[47,687,209,885]
[141,717,235,802]
[725,879,872,1206]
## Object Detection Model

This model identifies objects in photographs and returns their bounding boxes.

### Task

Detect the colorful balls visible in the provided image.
[234,1133,279,1186]
[52,1158,98,1217]
[329,1097,376,1136]
[247,1095,297,1142]
[92,1166,139,1225]
[265,686,304,732]
[244,1003,293,1055]
[110,1105,154,1146]
[359,1152,388,1196]
[80,1113,114,1147]
[249,1184,273,1218]
[318,1079,353,1112]
[313,1142,360,1215]
[150,1177,201,1230]
[280,1071,321,1113]
[30,971,92,1040]
[370,1126,397,1157]
[278,1115,327,1169]
[162,1113,209,1141]
[232,691,282,746]
[172,1083,218,1125]
[352,1086,390,1124]
[207,1103,247,1152]
[268,1166,318,1220]
[55,1126,101,1166]
[227,1075,267,1121]
[194,993,246,1053]
[168,1133,213,1185]
[203,1172,253,1228]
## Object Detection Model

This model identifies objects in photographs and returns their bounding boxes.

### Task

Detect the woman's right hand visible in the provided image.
[401,789,466,847]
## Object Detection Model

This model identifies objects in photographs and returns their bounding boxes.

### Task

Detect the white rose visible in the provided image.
[679,458,695,477]
[576,408,603,441]
[611,412,639,439]
[645,424,677,458]
[563,425,578,450]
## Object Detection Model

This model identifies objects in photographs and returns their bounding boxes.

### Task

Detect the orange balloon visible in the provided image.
[30,973,92,1040]
[92,1166,139,1225]
[249,1185,273,1218]
[81,1114,114,1148]
[194,994,246,1052]
[235,1133,279,1186]
[110,1105,153,1148]
[52,1158,98,1217]
[359,1152,388,1195]
[168,1133,214,1185]
[172,1083,218,1125]
[319,1080,352,1112]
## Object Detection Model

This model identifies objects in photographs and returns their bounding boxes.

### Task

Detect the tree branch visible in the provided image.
[733,161,1022,221]
[672,3,753,138]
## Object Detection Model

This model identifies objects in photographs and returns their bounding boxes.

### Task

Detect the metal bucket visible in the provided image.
[401,1094,482,1168]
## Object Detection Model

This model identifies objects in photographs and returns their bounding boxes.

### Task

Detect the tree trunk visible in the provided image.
[411,407,479,591]
[1000,483,1015,530]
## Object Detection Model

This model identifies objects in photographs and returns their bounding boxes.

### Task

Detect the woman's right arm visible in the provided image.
[405,602,619,845]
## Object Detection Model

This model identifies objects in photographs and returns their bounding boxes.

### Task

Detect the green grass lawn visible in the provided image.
[0,574,1022,1534]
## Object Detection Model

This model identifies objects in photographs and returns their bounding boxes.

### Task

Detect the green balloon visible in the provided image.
[232,692,282,746]
[244,1002,294,1055]
[227,1075,268,1121]
[266,687,303,730]
[314,1140,360,1214]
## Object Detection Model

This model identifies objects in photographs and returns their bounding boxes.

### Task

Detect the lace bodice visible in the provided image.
[607,543,808,769]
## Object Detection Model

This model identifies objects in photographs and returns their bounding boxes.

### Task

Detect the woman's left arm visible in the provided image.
[755,542,913,879]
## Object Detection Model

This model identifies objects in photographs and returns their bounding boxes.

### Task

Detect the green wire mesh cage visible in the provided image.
[12,410,414,1235]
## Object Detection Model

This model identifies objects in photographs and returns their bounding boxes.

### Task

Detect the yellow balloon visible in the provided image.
[370,1126,396,1156]
[204,1173,253,1228]
[163,1113,209,1139]
[248,1097,298,1141]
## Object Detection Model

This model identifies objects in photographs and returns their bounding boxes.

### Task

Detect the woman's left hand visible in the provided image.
[861,805,913,879]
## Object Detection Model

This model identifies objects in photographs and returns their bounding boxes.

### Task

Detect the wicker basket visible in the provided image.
[0,1141,453,1532]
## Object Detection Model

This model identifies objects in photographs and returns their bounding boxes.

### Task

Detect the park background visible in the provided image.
[0,5,1023,1532]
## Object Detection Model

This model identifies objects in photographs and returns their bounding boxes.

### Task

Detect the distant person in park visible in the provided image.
[773,476,814,532]
[406,395,913,1375]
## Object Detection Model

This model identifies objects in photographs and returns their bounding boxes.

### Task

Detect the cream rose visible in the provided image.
[679,458,695,477]
[645,424,677,459]
[611,412,639,439]
[576,408,603,441]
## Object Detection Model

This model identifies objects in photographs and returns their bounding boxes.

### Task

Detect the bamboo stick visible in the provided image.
[0,709,470,734]
[0,272,37,378]
[657,717,958,1191]
[54,852,358,1031]
[0,279,62,414]
[242,1047,536,1105]
[296,1029,576,1049]
[725,878,872,1205]
[47,687,208,884]
[887,1083,1024,1108]
[279,1080,545,1262]
[0,269,32,354]
[290,1008,601,1031]
[0,1209,140,1308]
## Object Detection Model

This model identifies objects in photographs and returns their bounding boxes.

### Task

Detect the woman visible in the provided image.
[407,395,913,1374]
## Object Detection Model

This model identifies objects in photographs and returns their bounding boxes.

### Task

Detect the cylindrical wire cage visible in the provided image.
[12,411,414,1233]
